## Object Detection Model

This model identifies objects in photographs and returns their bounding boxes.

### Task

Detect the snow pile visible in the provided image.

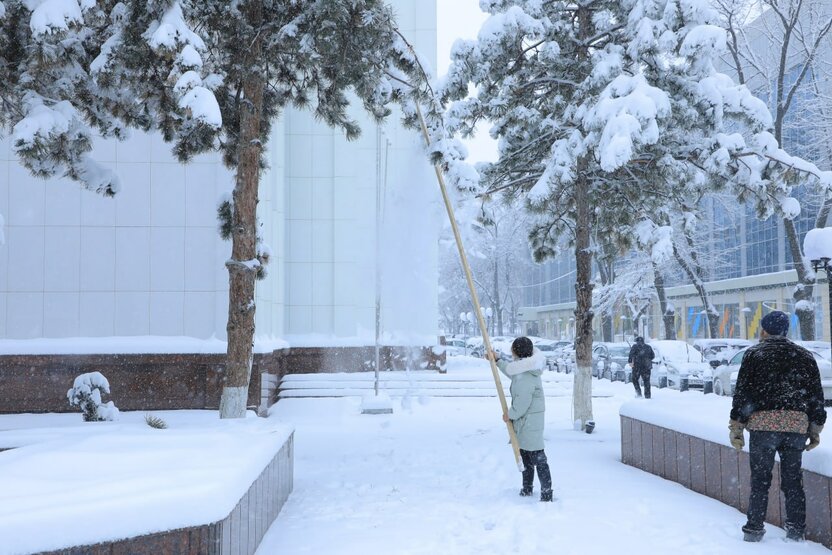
[67,372,119,422]
[804,227,832,262]
[0,412,292,555]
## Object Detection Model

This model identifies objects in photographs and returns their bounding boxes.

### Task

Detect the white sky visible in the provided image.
[435,0,498,164]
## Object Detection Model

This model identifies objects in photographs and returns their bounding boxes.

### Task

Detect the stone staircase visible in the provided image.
[277,370,613,400]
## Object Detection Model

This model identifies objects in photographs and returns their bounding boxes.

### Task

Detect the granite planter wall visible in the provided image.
[0,345,443,413]
[621,415,832,548]
[35,432,294,555]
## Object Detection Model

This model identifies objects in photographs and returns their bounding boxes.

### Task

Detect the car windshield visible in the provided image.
[655,342,705,363]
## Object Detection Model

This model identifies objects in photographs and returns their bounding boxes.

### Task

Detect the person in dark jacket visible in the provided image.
[729,310,826,542]
[627,337,654,399]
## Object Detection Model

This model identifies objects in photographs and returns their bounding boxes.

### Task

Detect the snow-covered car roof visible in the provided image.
[650,340,706,363]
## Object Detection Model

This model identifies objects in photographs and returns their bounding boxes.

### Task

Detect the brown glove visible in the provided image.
[806,423,823,451]
[728,420,745,450]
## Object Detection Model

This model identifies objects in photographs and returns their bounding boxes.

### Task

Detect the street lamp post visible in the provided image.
[810,258,831,354]
[804,227,832,352]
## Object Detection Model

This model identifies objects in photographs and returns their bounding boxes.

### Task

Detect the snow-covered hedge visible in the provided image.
[67,372,119,422]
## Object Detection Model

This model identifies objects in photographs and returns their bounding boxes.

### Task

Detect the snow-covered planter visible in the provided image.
[67,372,119,422]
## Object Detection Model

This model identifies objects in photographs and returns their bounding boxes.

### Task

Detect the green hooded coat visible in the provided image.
[497,350,546,451]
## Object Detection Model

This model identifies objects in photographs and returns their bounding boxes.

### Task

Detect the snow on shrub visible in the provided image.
[67,372,119,422]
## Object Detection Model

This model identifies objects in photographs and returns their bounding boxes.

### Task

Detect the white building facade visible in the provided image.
[0,0,439,349]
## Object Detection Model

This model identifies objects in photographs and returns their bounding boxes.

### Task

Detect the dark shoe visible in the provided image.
[519,487,533,497]
[540,490,553,502]
[785,526,805,542]
[742,525,764,542]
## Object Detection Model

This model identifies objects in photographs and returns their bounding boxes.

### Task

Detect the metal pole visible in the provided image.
[374,125,382,396]
[827,266,831,357]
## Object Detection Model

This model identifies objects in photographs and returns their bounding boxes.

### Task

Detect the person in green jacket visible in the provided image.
[490,336,552,502]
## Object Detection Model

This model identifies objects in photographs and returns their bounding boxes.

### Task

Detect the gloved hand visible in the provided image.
[806,423,824,451]
[728,420,745,450]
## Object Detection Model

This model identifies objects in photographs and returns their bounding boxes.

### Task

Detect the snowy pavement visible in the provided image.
[261,361,830,554]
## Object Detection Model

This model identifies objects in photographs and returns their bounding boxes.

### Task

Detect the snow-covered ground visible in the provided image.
[1,356,828,554]
[0,410,291,555]
[261,357,830,554]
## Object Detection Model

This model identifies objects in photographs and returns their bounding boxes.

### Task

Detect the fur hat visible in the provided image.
[761,310,789,336]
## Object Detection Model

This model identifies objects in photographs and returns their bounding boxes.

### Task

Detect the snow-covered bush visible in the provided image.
[67,372,119,422]
[145,413,168,429]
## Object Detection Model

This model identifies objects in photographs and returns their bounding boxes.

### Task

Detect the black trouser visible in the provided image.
[632,367,651,398]
[521,449,552,493]
[746,431,808,533]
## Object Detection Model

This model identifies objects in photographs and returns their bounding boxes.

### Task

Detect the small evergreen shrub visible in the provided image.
[145,414,168,429]
[67,372,119,422]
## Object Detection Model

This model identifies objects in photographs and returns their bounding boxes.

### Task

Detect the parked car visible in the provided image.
[714,346,832,401]
[469,336,514,359]
[535,340,559,370]
[795,340,832,354]
[443,338,468,357]
[551,341,575,373]
[592,342,632,381]
[648,340,712,390]
[712,348,745,396]
[692,338,753,368]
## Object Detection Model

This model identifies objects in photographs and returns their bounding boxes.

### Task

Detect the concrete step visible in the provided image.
[277,371,614,399]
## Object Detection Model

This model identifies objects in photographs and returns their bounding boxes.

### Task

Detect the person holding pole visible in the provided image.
[490,337,553,502]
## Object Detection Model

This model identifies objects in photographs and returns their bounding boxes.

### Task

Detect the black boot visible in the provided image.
[742,524,764,542]
[540,490,553,502]
[519,487,533,497]
[785,525,805,542]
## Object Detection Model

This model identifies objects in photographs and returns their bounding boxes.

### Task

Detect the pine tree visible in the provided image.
[3,1,461,418]
[443,0,831,428]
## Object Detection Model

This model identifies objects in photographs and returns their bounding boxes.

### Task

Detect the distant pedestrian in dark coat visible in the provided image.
[729,310,826,542]
[628,337,654,399]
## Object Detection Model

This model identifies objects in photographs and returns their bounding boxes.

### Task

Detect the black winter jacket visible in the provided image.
[730,336,827,427]
[628,343,654,371]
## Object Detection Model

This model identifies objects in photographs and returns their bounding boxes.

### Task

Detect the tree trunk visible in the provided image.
[572,6,593,431]
[493,258,501,336]
[601,313,613,342]
[573,170,594,429]
[785,218,816,340]
[653,263,676,340]
[220,0,264,419]
[598,255,613,341]
[673,246,719,339]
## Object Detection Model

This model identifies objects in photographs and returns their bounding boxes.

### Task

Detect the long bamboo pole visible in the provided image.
[414,103,523,471]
